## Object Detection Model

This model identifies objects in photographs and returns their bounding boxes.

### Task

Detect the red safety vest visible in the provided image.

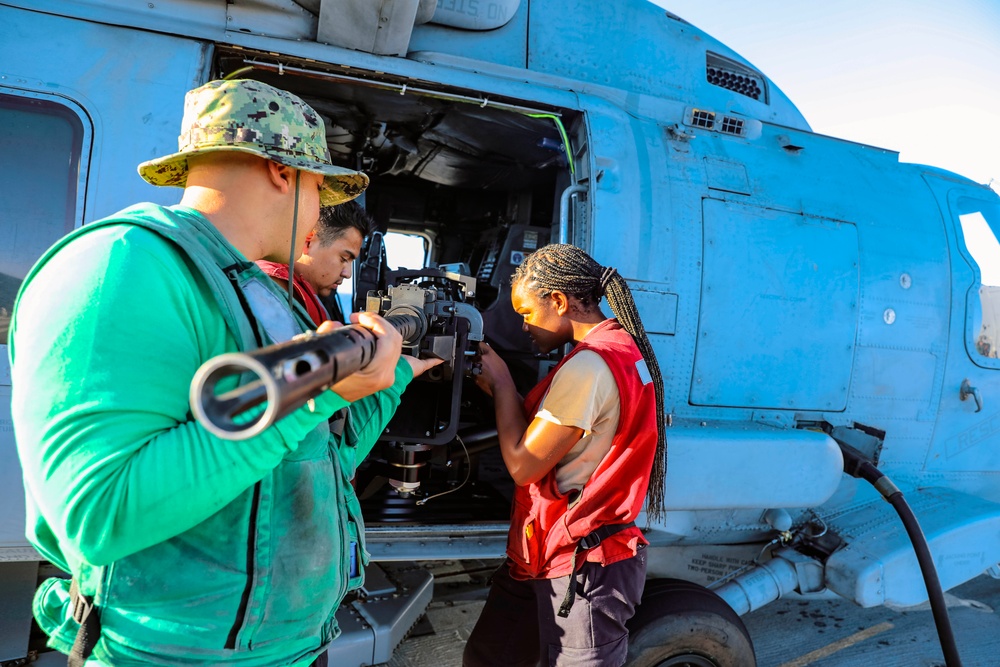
[508,319,657,580]
[256,260,330,328]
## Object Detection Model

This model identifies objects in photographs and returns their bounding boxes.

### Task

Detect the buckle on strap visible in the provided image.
[68,578,101,667]
[577,521,636,551]
[558,521,638,618]
[69,578,93,624]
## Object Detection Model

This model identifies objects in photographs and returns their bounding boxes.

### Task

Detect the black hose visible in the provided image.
[838,442,963,667]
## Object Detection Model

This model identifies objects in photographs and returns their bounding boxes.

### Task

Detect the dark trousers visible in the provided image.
[463,546,646,667]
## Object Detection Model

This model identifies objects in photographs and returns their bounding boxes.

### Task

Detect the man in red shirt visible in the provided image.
[464,243,667,667]
[258,199,374,326]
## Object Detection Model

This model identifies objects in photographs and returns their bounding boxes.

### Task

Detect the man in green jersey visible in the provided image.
[9,78,438,666]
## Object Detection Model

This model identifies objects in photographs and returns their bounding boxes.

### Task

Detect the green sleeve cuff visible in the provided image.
[315,389,352,415]
[326,357,414,404]
[394,356,415,391]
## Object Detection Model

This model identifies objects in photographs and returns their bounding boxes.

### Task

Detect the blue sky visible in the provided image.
[649,0,1000,190]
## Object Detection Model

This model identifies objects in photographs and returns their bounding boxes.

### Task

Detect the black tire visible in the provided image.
[625,578,757,667]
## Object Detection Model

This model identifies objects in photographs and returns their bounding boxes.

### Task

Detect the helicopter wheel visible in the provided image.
[625,578,757,667]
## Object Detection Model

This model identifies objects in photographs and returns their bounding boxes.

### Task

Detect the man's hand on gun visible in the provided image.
[321,312,443,402]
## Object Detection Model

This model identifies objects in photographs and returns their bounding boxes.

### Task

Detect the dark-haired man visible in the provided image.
[258,199,374,326]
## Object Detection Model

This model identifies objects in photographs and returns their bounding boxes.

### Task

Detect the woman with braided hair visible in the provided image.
[464,243,666,667]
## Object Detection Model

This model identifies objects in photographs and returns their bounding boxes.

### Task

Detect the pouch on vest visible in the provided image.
[507,495,543,575]
[32,577,79,657]
[343,487,371,592]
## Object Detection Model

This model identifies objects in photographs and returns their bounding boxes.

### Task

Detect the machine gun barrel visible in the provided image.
[190,313,422,440]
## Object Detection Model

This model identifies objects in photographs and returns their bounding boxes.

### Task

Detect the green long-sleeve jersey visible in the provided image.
[9,204,411,665]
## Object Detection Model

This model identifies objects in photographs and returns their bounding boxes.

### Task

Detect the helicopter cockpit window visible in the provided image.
[0,90,87,344]
[336,231,430,319]
[956,197,1000,360]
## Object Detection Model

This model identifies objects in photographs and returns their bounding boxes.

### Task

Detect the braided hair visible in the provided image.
[512,244,667,522]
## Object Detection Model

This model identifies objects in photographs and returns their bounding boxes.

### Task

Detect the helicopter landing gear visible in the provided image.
[626,578,757,667]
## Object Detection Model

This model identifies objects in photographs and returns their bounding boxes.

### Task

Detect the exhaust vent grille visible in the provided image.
[706,53,767,103]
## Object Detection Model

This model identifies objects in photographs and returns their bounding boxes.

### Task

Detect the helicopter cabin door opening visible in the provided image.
[214,50,590,524]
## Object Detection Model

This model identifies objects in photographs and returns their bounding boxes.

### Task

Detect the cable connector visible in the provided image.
[837,440,880,480]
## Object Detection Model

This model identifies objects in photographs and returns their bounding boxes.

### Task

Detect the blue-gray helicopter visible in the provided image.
[1,1,998,665]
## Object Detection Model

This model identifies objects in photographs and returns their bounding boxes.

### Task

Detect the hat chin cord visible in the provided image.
[286,171,301,311]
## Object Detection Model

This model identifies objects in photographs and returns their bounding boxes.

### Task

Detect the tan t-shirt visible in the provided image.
[535,349,621,495]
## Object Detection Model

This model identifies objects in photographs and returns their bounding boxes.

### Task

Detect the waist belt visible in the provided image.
[69,578,101,667]
[558,521,636,618]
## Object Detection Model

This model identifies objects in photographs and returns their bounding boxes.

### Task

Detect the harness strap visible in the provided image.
[68,578,100,667]
[329,408,348,437]
[223,265,266,348]
[557,521,636,618]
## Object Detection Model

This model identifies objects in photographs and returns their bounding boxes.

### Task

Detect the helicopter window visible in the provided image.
[335,231,431,318]
[385,232,431,270]
[0,90,87,343]
[957,199,1000,360]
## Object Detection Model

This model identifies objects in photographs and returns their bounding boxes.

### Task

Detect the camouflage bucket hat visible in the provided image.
[138,79,368,206]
